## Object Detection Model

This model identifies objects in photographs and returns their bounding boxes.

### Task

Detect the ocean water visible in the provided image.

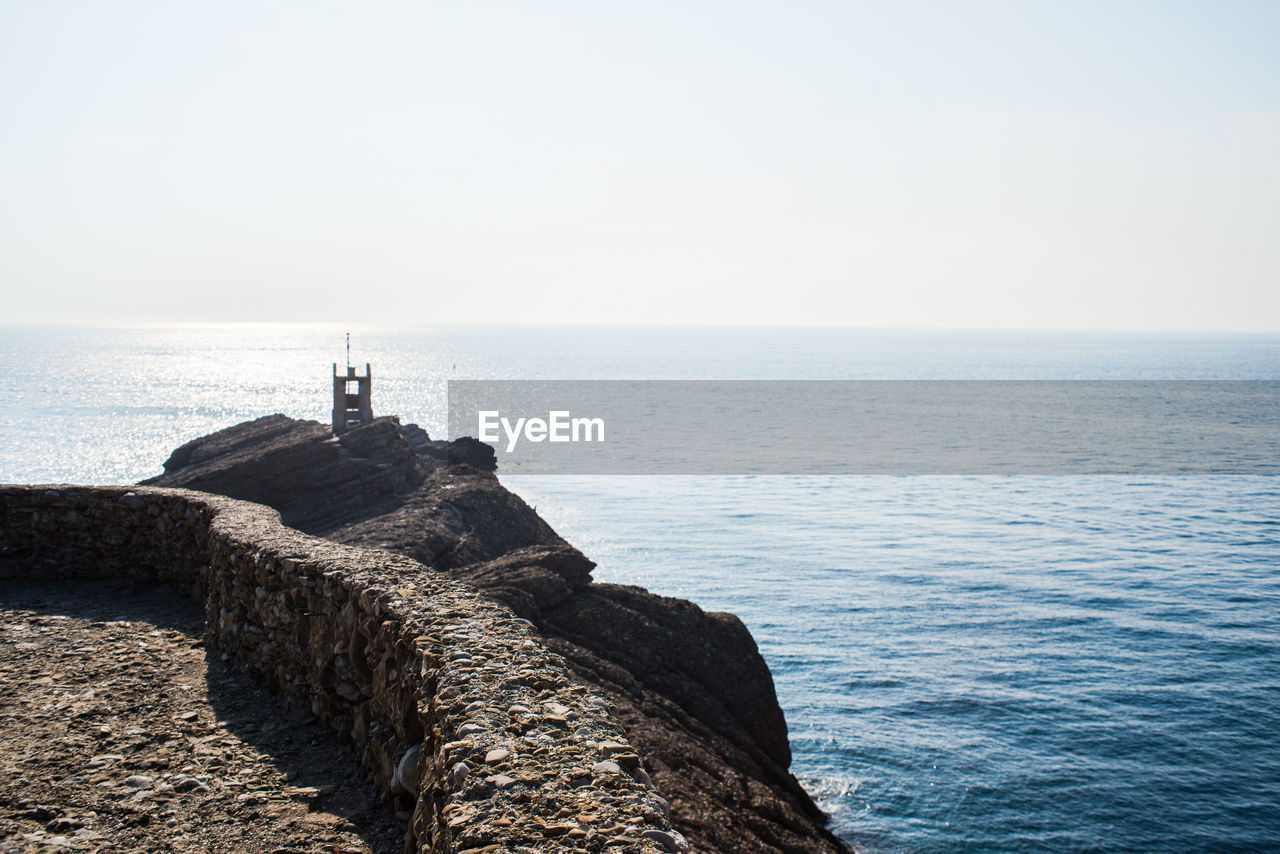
[2,324,1279,852]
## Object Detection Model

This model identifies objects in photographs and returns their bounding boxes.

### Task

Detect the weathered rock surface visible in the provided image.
[144,416,849,854]
[146,415,496,536]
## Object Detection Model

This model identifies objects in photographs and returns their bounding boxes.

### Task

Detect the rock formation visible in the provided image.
[144,415,850,854]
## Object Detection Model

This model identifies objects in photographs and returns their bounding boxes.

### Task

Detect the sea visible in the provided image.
[2,324,1278,853]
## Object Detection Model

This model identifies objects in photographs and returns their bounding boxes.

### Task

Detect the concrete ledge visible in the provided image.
[1,485,682,854]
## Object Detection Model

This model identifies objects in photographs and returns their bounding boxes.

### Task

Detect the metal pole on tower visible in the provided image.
[346,332,351,370]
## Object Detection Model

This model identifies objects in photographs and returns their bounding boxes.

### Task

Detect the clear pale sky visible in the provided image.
[2,1,1278,329]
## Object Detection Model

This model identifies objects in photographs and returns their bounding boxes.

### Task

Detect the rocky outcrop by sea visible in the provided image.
[143,415,849,854]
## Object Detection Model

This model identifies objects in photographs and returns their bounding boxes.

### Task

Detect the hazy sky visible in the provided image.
[2,1,1278,329]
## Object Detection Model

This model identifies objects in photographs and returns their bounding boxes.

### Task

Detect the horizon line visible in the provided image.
[4,319,1280,336]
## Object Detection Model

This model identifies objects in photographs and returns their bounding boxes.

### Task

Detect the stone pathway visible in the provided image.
[0,579,402,854]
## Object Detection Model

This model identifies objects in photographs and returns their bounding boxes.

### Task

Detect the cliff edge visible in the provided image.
[143,415,849,854]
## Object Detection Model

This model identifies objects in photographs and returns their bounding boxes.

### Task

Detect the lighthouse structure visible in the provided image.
[332,334,373,434]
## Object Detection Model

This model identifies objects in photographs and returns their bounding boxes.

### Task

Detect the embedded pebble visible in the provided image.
[613,752,643,769]
[391,744,422,794]
[543,822,578,837]
[484,748,511,765]
[486,773,517,789]
[173,777,210,792]
[123,775,153,788]
[641,828,691,853]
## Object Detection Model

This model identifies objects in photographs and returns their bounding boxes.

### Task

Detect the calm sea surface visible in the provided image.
[2,324,1278,852]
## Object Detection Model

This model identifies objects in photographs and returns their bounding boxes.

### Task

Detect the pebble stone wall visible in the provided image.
[0,485,684,854]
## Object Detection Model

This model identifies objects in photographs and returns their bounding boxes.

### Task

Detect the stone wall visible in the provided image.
[0,485,683,854]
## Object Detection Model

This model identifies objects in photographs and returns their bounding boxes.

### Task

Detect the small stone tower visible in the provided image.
[333,362,373,434]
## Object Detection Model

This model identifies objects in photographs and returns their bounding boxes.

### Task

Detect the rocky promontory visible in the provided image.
[143,415,849,854]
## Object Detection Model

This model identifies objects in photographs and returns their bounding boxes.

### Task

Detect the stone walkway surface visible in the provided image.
[0,579,402,854]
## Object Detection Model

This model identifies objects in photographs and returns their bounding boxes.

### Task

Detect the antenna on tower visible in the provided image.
[346,332,351,370]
